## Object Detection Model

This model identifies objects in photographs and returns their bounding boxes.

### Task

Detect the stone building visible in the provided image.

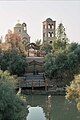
[14,22,30,44]
[43,18,56,44]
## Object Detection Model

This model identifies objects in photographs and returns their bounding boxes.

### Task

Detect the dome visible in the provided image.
[15,23,22,27]
[46,18,53,22]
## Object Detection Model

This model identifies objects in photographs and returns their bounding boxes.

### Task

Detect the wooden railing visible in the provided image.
[17,77,48,91]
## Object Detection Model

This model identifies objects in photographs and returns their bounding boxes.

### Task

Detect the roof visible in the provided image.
[15,23,22,27]
[27,57,44,63]
[43,18,54,23]
[27,43,40,50]
[46,18,53,22]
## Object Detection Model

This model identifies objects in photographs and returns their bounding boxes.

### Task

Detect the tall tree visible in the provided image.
[53,23,69,51]
[5,30,27,55]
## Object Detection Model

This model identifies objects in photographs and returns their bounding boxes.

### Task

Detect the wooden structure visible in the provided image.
[18,73,48,92]
[26,43,45,57]
[27,57,44,73]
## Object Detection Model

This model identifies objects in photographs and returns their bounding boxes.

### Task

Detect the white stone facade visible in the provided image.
[14,22,30,44]
[43,18,56,44]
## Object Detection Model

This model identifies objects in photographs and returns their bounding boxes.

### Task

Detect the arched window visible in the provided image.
[52,24,54,29]
[43,33,45,37]
[48,32,54,37]
[48,24,50,29]
[48,32,50,37]
[50,25,52,29]
[48,32,52,37]
[43,25,45,29]
[52,32,54,37]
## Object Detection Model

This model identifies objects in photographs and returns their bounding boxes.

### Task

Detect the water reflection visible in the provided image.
[26,106,46,120]
[46,95,52,120]
[26,95,80,120]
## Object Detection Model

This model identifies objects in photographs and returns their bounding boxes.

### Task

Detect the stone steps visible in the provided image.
[18,73,46,88]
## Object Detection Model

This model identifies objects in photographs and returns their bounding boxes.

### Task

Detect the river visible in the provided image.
[26,95,80,120]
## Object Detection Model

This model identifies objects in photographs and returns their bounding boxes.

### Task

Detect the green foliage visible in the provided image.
[44,41,80,85]
[74,46,80,62]
[68,42,78,52]
[66,74,80,111]
[44,53,55,78]
[35,39,41,46]
[41,42,52,54]
[0,70,27,120]
[44,51,68,80]
[53,23,69,51]
[0,50,27,76]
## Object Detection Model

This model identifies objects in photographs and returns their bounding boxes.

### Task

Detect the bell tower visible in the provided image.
[43,18,56,43]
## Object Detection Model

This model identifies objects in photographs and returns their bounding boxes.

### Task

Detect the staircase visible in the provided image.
[24,73,44,81]
[18,73,46,88]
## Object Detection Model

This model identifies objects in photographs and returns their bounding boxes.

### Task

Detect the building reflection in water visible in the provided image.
[26,95,52,120]
[26,106,46,120]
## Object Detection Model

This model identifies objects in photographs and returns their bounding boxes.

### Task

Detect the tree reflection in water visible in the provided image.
[46,95,52,120]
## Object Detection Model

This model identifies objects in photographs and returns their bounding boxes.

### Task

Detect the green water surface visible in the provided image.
[26,95,80,120]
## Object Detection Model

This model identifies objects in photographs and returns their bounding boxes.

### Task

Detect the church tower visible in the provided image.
[43,18,56,44]
[14,21,30,44]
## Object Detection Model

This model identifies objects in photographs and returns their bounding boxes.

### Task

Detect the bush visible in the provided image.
[66,74,80,111]
[0,70,27,120]
[0,50,27,76]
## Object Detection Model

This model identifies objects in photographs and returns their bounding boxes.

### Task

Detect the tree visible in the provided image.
[35,39,41,46]
[53,23,69,51]
[68,42,78,53]
[41,42,52,54]
[0,50,27,76]
[5,30,27,55]
[44,53,55,79]
[5,30,21,49]
[0,70,27,120]
[44,43,80,86]
[66,74,80,111]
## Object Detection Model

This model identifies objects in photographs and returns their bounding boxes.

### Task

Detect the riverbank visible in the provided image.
[21,88,66,96]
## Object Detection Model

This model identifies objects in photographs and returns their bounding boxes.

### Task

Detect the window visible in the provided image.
[48,32,50,37]
[52,32,54,37]
[50,41,52,44]
[43,25,45,29]
[48,32,54,37]
[48,24,50,29]
[43,33,45,37]
[52,24,54,29]
[48,24,53,29]
[19,29,21,32]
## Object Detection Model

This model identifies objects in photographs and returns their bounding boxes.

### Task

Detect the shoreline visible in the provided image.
[21,89,66,96]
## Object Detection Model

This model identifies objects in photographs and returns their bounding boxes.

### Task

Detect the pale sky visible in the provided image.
[0,0,80,43]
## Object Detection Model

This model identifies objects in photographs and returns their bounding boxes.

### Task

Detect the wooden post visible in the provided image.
[39,80,40,87]
[32,80,34,92]
[45,79,48,92]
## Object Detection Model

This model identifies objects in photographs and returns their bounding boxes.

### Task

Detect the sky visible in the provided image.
[0,0,80,43]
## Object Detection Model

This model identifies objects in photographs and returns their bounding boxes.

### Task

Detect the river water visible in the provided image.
[26,95,80,120]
